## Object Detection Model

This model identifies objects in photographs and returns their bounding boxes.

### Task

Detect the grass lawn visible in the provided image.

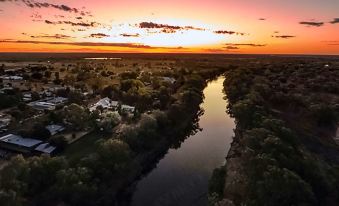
[62,132,108,162]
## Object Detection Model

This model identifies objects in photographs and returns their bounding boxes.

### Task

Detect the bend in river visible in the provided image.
[130,77,235,206]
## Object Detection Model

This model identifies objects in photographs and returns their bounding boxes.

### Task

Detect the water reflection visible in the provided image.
[130,77,235,206]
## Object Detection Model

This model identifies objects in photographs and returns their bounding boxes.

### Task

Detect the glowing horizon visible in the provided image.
[0,0,338,54]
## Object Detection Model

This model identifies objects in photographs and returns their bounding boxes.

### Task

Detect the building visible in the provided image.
[121,105,135,113]
[34,143,56,155]
[22,92,32,102]
[162,77,176,84]
[0,134,42,153]
[1,75,23,81]
[90,97,118,112]
[28,97,68,111]
[46,124,65,136]
[28,101,56,111]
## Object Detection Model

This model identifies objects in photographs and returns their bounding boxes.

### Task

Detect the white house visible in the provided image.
[90,97,118,112]
[121,105,135,113]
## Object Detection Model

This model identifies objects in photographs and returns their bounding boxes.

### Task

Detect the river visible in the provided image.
[130,77,235,206]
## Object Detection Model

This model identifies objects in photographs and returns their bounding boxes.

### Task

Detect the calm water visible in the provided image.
[130,77,235,206]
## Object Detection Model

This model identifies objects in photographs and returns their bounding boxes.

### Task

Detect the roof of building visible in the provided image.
[90,97,118,111]
[0,134,42,148]
[48,97,68,104]
[46,124,65,136]
[1,76,23,80]
[162,77,176,83]
[121,105,135,112]
[35,143,56,154]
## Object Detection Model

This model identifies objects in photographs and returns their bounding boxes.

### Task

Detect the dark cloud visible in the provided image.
[89,33,110,38]
[120,33,140,37]
[0,39,186,50]
[225,43,266,47]
[259,18,266,21]
[54,15,65,18]
[224,46,240,50]
[139,22,205,33]
[44,20,100,27]
[21,32,72,39]
[214,30,245,35]
[299,21,324,27]
[76,17,82,20]
[30,12,41,19]
[272,35,296,39]
[184,26,205,31]
[31,34,72,39]
[329,18,339,24]
[139,22,181,29]
[160,29,176,33]
[44,20,54,24]
[0,0,86,13]
[0,39,150,48]
[0,0,91,16]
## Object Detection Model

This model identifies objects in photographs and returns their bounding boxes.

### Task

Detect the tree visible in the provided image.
[49,135,68,150]
[31,72,43,80]
[32,123,51,140]
[97,112,121,133]
[252,166,316,206]
[62,104,90,130]
[68,91,85,104]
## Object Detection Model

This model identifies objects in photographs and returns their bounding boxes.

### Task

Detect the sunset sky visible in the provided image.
[0,0,338,54]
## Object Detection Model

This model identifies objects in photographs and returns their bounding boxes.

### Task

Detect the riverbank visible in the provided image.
[0,67,229,206]
[112,75,230,205]
[217,60,339,205]
[125,77,235,206]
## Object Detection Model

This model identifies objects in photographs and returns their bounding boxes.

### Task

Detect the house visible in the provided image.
[28,97,68,111]
[46,124,65,136]
[28,101,56,111]
[1,75,23,81]
[22,92,32,102]
[121,105,135,113]
[162,77,176,84]
[90,97,118,112]
[48,97,68,105]
[34,143,56,155]
[39,90,53,97]
[0,134,42,153]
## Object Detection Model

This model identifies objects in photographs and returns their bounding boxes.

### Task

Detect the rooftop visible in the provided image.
[46,124,65,136]
[0,134,42,148]
[90,97,118,111]
[35,143,56,154]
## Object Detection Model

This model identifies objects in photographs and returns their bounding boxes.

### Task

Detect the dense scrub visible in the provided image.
[218,58,339,206]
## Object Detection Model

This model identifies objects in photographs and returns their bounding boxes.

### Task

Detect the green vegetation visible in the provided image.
[0,65,227,206]
[217,59,339,206]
